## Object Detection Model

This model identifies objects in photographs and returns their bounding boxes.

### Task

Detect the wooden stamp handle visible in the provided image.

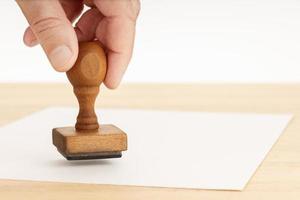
[66,42,107,131]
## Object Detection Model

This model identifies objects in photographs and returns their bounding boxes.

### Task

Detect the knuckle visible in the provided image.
[31,17,64,36]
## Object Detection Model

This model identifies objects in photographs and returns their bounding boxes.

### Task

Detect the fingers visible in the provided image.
[60,0,84,21]
[94,0,140,89]
[23,1,84,48]
[96,16,135,89]
[17,0,78,72]
[75,8,104,42]
[23,27,38,47]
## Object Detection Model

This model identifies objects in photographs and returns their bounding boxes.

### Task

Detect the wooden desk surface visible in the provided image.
[0,83,299,199]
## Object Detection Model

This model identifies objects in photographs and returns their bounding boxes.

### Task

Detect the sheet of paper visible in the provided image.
[0,107,292,190]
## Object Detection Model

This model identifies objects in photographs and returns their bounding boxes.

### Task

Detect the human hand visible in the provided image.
[16,0,140,89]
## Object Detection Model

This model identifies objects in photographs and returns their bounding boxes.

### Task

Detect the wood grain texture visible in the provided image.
[53,125,127,154]
[54,42,127,158]
[66,42,107,131]
[0,83,299,199]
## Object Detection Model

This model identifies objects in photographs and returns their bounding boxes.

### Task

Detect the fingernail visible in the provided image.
[48,45,73,71]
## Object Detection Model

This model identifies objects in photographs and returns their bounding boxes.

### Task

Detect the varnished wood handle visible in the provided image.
[66,42,107,131]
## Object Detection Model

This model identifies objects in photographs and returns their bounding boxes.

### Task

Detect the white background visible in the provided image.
[1,0,300,83]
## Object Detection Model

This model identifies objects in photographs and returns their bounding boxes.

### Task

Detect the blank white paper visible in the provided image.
[0,107,292,190]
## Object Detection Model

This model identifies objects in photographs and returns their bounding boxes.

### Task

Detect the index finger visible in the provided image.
[94,0,140,89]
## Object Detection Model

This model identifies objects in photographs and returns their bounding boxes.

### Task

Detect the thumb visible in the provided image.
[17,0,78,72]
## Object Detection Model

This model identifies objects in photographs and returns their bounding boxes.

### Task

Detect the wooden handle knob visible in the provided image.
[66,42,107,131]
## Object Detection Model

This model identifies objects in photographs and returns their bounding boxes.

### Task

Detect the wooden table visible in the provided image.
[0,83,299,199]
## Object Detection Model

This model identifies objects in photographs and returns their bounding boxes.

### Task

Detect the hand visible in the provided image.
[16,0,140,89]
